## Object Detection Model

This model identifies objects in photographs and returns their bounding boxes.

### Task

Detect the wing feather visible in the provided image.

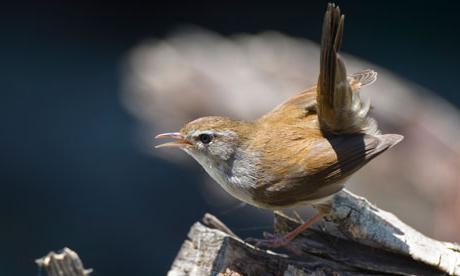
[252,134,403,207]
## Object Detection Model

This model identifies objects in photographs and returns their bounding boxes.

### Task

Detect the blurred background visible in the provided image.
[2,1,460,275]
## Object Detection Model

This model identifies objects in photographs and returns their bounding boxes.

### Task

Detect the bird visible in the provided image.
[155,3,403,249]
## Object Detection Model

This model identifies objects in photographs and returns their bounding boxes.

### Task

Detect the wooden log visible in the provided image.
[36,248,92,276]
[33,190,460,275]
[168,189,460,276]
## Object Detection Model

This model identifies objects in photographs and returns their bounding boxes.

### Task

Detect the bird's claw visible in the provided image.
[245,235,287,248]
[245,233,302,255]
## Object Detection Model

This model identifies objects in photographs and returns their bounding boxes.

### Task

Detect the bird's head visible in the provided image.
[155,116,252,163]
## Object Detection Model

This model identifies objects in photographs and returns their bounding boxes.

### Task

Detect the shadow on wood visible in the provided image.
[33,191,460,275]
[168,190,460,276]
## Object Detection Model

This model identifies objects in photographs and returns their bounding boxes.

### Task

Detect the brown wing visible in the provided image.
[251,4,402,208]
[251,133,403,208]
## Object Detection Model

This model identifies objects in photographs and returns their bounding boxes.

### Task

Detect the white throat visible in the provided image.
[184,148,260,206]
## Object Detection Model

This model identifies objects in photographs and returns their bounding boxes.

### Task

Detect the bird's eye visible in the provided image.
[199,133,213,144]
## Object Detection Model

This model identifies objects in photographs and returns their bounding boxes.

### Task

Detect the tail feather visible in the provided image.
[350,69,378,88]
[317,3,376,135]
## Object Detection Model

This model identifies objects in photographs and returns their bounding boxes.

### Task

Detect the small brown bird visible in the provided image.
[155,3,403,248]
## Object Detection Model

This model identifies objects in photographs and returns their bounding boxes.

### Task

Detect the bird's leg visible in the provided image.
[246,212,324,250]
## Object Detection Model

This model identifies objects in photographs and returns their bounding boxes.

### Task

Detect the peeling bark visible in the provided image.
[33,190,460,276]
[36,248,92,276]
[168,190,460,276]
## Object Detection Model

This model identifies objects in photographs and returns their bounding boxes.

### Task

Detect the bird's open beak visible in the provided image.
[154,132,192,149]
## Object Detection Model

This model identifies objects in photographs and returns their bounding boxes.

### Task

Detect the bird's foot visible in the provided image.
[246,232,289,248]
[245,213,324,255]
[245,232,302,254]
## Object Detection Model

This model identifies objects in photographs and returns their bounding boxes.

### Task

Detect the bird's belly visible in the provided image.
[204,162,343,210]
[207,165,340,210]
[187,150,344,210]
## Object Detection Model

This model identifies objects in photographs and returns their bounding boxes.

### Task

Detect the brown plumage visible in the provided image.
[155,3,403,248]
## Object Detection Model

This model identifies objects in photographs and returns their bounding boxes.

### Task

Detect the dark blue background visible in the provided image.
[1,1,459,275]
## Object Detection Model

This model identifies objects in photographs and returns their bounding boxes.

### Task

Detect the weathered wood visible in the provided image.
[36,248,92,276]
[326,190,460,275]
[168,189,460,276]
[33,191,460,276]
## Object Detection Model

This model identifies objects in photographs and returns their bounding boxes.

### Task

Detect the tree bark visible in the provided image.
[36,248,92,276]
[34,190,460,276]
[168,189,460,276]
